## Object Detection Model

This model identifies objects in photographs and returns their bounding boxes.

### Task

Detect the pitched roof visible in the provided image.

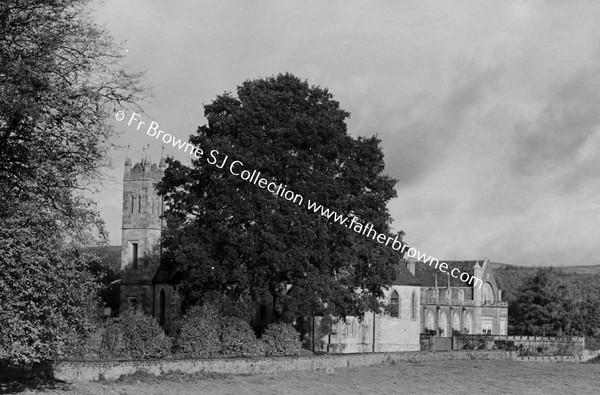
[392,262,422,286]
[414,260,484,288]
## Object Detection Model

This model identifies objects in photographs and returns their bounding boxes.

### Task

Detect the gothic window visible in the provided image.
[482,283,495,304]
[158,289,166,326]
[138,196,142,213]
[130,242,139,269]
[425,309,435,330]
[411,291,417,319]
[458,289,464,302]
[464,312,473,334]
[452,312,460,332]
[439,311,448,336]
[390,290,399,318]
[131,195,134,213]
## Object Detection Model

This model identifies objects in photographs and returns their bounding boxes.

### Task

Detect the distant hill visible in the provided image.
[492,263,600,304]
[553,265,600,274]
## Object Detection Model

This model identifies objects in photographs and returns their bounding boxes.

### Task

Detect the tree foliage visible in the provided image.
[0,0,144,364]
[0,204,102,364]
[158,73,401,322]
[508,267,600,341]
[0,0,145,211]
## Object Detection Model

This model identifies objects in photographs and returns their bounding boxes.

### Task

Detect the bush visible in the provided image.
[100,319,124,358]
[585,336,600,351]
[178,304,222,358]
[99,308,172,359]
[220,317,265,357]
[261,323,301,356]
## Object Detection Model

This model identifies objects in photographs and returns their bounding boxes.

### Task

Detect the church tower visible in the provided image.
[120,146,166,314]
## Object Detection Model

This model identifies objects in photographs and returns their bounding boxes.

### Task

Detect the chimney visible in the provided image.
[406,258,416,276]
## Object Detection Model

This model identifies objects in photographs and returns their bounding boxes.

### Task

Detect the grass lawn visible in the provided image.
[11,359,600,395]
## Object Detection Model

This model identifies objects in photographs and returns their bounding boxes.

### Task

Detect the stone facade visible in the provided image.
[415,259,508,337]
[119,152,179,333]
[310,266,423,353]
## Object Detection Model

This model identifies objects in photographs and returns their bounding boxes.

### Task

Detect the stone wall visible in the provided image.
[54,350,514,382]
[454,334,585,355]
[312,286,421,353]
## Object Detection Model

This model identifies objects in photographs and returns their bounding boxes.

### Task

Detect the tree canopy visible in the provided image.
[0,0,144,215]
[0,0,144,364]
[158,73,402,322]
[507,267,600,340]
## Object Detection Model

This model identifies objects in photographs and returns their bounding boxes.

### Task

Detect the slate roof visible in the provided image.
[414,260,484,288]
[392,262,422,286]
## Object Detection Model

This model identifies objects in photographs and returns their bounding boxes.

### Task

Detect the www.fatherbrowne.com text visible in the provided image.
[117,111,483,288]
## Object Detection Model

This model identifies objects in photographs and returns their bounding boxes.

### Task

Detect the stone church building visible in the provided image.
[119,152,179,333]
[117,153,508,347]
[310,263,423,353]
[414,259,508,336]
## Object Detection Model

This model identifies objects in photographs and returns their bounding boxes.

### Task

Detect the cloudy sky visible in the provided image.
[91,0,600,267]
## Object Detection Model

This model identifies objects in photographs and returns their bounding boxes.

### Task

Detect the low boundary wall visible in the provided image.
[51,348,600,383]
[55,351,510,382]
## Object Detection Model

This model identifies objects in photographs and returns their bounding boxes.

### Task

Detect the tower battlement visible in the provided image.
[120,147,165,285]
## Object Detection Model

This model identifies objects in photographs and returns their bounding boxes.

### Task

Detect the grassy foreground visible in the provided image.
[10,359,600,395]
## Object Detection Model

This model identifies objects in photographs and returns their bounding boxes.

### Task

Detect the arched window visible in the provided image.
[464,312,473,334]
[390,290,399,318]
[439,311,448,336]
[411,291,417,319]
[131,195,134,213]
[158,289,166,326]
[425,310,435,331]
[452,311,460,333]
[458,289,464,302]
[443,289,450,300]
[482,283,495,303]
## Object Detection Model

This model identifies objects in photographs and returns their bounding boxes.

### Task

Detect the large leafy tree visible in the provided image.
[158,73,401,322]
[0,0,144,211]
[507,267,600,343]
[0,0,144,364]
[510,268,573,335]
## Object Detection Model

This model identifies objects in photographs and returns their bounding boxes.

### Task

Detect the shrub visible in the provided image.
[493,340,515,351]
[100,319,124,358]
[261,323,301,356]
[178,304,222,358]
[99,308,172,359]
[220,317,264,357]
[120,308,172,359]
[585,336,600,351]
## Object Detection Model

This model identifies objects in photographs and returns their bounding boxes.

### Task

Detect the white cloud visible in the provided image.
[90,0,600,266]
